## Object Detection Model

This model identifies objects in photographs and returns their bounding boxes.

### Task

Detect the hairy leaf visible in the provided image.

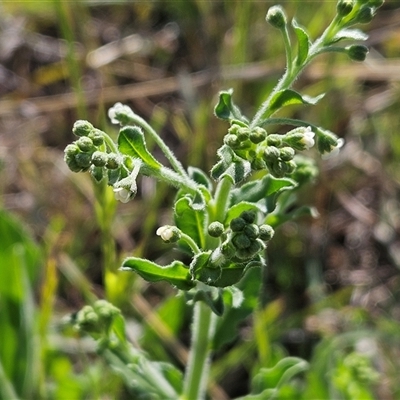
[118,126,162,169]
[268,89,325,115]
[121,258,194,290]
[211,145,252,184]
[292,19,310,66]
[214,89,248,122]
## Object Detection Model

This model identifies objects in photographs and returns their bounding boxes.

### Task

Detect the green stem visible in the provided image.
[181,301,217,400]
[213,175,233,223]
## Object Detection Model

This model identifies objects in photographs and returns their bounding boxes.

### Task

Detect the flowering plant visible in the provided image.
[65,1,383,398]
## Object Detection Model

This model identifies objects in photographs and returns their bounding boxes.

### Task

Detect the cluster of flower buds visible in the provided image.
[74,300,121,335]
[208,210,275,266]
[64,120,121,178]
[224,123,318,178]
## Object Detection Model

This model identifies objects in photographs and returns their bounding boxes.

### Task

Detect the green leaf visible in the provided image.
[190,252,250,288]
[225,202,263,224]
[292,19,310,66]
[174,194,206,249]
[118,126,162,169]
[268,89,325,115]
[211,145,252,184]
[331,28,368,43]
[230,174,297,213]
[121,257,194,290]
[187,166,213,191]
[214,89,248,122]
[251,357,309,393]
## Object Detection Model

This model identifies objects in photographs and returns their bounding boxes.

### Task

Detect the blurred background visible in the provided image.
[1,0,400,398]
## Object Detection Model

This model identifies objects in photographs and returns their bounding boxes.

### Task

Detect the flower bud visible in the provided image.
[241,210,256,224]
[266,5,287,29]
[64,143,80,158]
[156,225,181,243]
[317,129,345,159]
[106,154,120,170]
[337,0,354,16]
[230,217,246,232]
[266,134,282,147]
[250,127,267,144]
[89,131,105,146]
[108,102,134,125]
[263,146,280,162]
[220,241,236,258]
[73,120,94,137]
[279,146,295,161]
[75,152,92,170]
[243,224,259,239]
[259,224,275,241]
[208,221,225,237]
[76,136,94,152]
[228,124,242,135]
[75,305,100,333]
[283,126,315,151]
[346,44,369,61]
[91,151,108,167]
[94,300,120,328]
[237,127,251,141]
[65,156,83,173]
[224,134,241,149]
[356,5,375,23]
[232,232,252,249]
[113,187,131,203]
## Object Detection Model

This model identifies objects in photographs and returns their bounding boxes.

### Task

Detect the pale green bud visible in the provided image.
[89,130,105,146]
[263,146,280,162]
[224,134,241,149]
[237,127,251,141]
[259,224,275,241]
[266,5,287,29]
[243,224,259,239]
[91,151,108,167]
[64,143,80,158]
[106,154,120,170]
[250,127,267,144]
[356,5,375,23]
[208,221,225,237]
[230,217,246,232]
[337,0,354,16]
[75,152,92,170]
[232,232,252,249]
[76,136,94,153]
[279,146,295,161]
[266,134,283,147]
[73,120,94,137]
[346,44,369,61]
[241,210,256,224]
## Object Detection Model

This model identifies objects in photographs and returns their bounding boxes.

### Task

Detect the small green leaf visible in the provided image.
[211,145,252,184]
[292,19,310,66]
[174,194,206,249]
[214,89,248,122]
[230,174,297,213]
[121,257,194,290]
[187,166,213,191]
[331,28,368,43]
[268,89,325,115]
[251,357,309,393]
[225,202,262,225]
[118,126,162,169]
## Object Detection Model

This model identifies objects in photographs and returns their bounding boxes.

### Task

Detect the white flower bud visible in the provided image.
[156,225,181,243]
[113,187,131,203]
[300,127,315,150]
[321,138,345,159]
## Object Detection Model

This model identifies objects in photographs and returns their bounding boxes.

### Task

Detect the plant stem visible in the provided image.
[181,300,217,400]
